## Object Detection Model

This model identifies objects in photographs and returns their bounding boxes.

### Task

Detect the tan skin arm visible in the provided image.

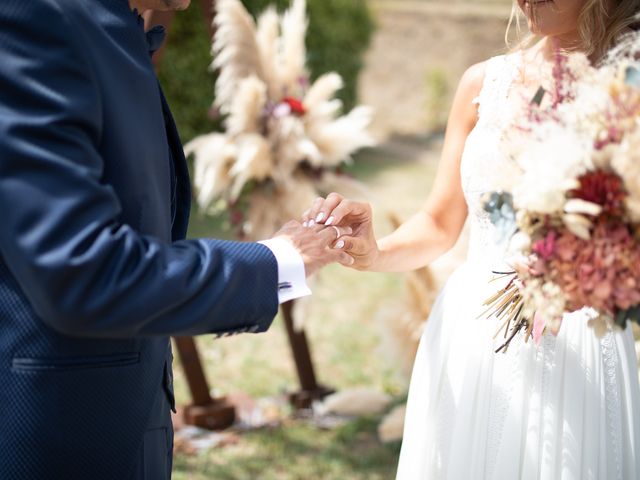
[303,61,487,272]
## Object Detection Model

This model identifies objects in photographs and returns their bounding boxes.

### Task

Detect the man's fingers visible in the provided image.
[332,235,368,255]
[315,224,352,244]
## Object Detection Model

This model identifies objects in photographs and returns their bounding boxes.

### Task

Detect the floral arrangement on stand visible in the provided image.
[185,0,375,241]
[482,35,640,352]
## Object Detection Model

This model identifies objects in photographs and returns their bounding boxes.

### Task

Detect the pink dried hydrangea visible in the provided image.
[536,221,640,315]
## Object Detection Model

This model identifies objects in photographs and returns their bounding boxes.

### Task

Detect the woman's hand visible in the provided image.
[302,193,380,271]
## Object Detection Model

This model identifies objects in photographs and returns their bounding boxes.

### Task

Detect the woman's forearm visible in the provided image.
[370,210,459,272]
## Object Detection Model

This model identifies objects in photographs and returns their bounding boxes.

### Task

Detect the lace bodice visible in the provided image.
[461,53,523,265]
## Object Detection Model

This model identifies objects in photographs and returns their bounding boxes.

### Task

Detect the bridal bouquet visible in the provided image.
[482,37,640,352]
[185,0,374,240]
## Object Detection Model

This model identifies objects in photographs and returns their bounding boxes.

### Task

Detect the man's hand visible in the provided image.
[272,220,354,277]
[301,193,379,271]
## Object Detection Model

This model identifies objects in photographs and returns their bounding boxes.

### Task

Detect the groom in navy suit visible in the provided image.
[0,0,353,478]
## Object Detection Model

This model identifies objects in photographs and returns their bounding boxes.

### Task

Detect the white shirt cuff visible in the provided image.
[259,238,312,304]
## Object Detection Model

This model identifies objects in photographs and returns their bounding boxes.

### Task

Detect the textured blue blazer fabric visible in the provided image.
[0,0,279,478]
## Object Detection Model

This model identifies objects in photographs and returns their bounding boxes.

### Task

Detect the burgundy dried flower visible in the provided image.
[570,170,627,217]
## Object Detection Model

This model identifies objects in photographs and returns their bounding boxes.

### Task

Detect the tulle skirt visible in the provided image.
[396,262,640,480]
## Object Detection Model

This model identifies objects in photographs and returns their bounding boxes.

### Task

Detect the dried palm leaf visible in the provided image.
[255,7,280,98]
[278,0,309,95]
[213,0,264,112]
[305,98,343,125]
[303,73,344,111]
[185,133,236,212]
[226,75,268,136]
[308,106,375,165]
[229,133,273,201]
[267,116,309,178]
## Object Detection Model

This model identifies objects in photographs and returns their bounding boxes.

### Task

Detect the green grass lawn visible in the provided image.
[173,418,402,480]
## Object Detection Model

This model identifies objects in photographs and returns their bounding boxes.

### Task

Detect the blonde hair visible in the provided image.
[506,0,640,61]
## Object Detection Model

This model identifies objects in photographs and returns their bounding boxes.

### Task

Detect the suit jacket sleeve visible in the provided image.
[0,1,279,338]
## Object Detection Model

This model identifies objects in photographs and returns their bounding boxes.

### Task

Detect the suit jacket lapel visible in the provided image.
[158,86,192,241]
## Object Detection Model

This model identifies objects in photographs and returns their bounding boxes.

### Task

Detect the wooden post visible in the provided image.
[281,301,334,409]
[173,337,236,430]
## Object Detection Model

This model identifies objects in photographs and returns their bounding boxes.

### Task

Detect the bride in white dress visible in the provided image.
[302,0,640,478]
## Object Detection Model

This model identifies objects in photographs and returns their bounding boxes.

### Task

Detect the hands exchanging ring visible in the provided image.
[301,193,379,271]
[272,193,378,277]
[272,218,354,278]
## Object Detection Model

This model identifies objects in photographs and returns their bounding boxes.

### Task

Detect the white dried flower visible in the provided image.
[513,126,588,214]
[508,231,532,254]
[564,199,602,216]
[562,213,592,240]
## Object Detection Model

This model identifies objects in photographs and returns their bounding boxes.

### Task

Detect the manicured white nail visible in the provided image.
[309,219,316,226]
[325,216,335,226]
[315,212,325,223]
[335,240,345,249]
[303,221,308,228]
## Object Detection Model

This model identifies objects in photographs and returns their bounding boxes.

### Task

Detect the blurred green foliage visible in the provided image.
[157,0,374,143]
[157,5,216,143]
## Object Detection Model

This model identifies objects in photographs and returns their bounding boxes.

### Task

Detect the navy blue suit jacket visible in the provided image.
[0,0,279,478]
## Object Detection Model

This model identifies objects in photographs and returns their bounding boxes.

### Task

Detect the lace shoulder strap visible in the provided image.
[472,53,521,123]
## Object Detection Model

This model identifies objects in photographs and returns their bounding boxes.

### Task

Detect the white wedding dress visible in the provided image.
[396,53,640,480]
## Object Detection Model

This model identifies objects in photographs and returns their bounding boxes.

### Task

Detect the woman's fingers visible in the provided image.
[327,200,371,227]
[318,193,344,225]
[302,193,344,227]
[336,252,355,266]
[314,224,353,243]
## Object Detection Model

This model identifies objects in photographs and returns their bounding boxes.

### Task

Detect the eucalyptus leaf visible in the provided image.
[615,309,628,328]
[624,64,640,88]
[530,86,546,106]
[625,305,640,325]
[482,191,517,245]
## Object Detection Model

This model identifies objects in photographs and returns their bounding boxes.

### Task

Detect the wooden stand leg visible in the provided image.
[281,301,334,409]
[173,337,236,430]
